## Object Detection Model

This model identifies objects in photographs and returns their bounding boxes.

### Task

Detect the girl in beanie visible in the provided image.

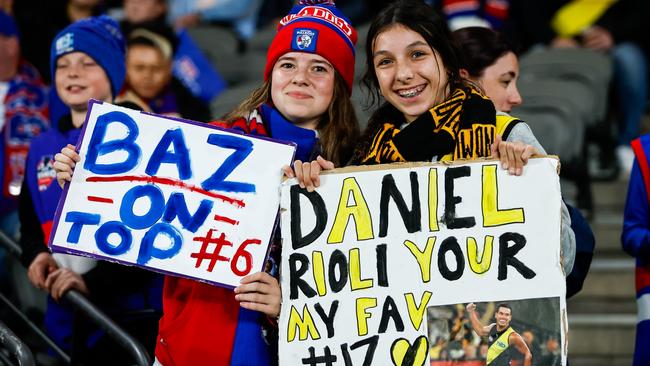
[54,1,359,365]
[155,2,358,364]
[20,16,162,364]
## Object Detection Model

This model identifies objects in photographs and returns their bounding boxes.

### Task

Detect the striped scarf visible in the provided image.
[356,85,496,164]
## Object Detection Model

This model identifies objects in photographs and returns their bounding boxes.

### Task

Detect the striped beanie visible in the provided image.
[264,0,357,94]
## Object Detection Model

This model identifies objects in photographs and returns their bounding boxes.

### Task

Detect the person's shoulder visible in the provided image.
[507,328,523,340]
[495,111,524,137]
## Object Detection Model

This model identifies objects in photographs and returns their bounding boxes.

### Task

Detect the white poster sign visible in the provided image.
[279,158,567,366]
[50,100,295,288]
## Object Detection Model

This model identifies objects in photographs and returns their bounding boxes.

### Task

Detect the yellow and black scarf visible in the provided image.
[354,86,496,164]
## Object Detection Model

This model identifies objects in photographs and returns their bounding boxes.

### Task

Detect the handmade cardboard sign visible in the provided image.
[279,158,567,366]
[50,100,296,288]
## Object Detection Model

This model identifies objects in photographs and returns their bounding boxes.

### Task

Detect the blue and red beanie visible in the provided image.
[264,0,358,94]
[50,16,126,97]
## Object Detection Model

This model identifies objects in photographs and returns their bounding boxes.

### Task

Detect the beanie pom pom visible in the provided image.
[299,0,335,5]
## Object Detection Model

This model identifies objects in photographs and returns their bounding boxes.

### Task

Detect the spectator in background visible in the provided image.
[120,0,168,37]
[429,336,449,360]
[622,133,650,365]
[453,27,523,114]
[120,0,227,110]
[19,16,162,364]
[119,27,211,121]
[463,342,479,360]
[0,0,11,13]
[539,336,561,365]
[123,0,166,25]
[441,0,512,31]
[453,26,593,288]
[169,0,264,48]
[506,0,650,176]
[0,11,49,238]
[479,340,489,359]
[12,0,103,82]
[520,330,542,365]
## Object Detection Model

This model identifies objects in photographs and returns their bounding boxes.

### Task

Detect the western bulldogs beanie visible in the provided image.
[264,0,358,94]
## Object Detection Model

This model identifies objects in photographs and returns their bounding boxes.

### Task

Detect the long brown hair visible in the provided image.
[350,0,472,164]
[225,73,359,167]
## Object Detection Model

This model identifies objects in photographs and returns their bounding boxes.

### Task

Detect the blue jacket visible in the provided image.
[623,133,650,366]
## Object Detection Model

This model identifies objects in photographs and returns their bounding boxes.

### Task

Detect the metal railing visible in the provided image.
[0,230,21,258]
[0,291,69,363]
[64,291,152,366]
[0,230,152,366]
[0,319,35,366]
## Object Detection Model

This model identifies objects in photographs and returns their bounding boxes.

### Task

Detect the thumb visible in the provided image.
[316,156,335,170]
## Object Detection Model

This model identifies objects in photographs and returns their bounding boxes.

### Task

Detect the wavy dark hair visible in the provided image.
[351,0,469,164]
[452,26,516,78]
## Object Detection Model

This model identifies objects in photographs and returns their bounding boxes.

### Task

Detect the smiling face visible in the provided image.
[476,52,522,113]
[372,24,449,123]
[270,52,335,130]
[495,306,512,330]
[55,51,112,112]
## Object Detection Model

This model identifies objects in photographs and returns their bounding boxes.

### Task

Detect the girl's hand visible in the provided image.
[234,272,282,318]
[490,135,539,176]
[44,268,89,301]
[53,144,80,188]
[282,156,335,192]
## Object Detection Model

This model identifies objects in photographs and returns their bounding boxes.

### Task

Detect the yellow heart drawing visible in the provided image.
[390,336,428,366]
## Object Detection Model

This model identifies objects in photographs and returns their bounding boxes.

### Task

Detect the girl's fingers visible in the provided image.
[44,269,62,291]
[239,272,274,285]
[316,156,335,170]
[310,160,322,187]
[62,145,80,162]
[506,144,517,175]
[301,161,314,192]
[235,281,266,295]
[235,280,279,296]
[236,292,281,317]
[498,141,509,170]
[239,301,275,316]
[521,146,538,163]
[54,153,75,169]
[293,160,305,188]
[56,172,71,183]
[282,165,295,178]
